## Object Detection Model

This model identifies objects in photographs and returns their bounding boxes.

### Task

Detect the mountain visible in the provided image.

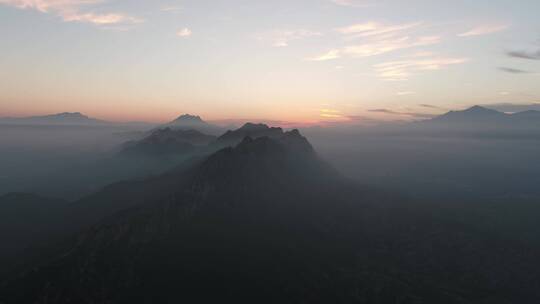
[0,193,68,276]
[161,114,224,135]
[2,130,540,303]
[424,106,540,129]
[121,128,216,156]
[430,105,507,124]
[214,123,289,147]
[0,112,107,125]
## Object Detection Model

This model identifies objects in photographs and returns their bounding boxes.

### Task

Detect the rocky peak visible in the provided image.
[173,114,204,123]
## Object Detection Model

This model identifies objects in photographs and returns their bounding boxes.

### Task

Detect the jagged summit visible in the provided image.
[233,131,313,156]
[172,114,204,123]
[215,123,286,146]
[237,122,275,131]
[161,114,223,135]
[49,112,87,118]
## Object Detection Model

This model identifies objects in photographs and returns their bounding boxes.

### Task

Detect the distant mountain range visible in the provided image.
[427,105,540,127]
[3,106,539,130]
[2,128,540,303]
[0,112,107,125]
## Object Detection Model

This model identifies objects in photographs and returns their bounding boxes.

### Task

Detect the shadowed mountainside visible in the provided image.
[120,128,216,156]
[2,129,540,303]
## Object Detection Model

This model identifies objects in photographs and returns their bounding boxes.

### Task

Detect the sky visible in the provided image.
[0,0,539,124]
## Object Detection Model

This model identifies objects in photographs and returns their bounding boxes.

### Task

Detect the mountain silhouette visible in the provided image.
[160,114,224,135]
[2,130,540,303]
[427,105,540,129]
[430,105,507,123]
[121,128,216,156]
[0,112,106,125]
[213,123,293,148]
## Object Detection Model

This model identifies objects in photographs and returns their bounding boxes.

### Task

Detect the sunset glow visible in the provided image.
[1,0,539,124]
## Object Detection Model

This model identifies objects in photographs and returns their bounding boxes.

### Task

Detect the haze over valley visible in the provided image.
[1,0,540,303]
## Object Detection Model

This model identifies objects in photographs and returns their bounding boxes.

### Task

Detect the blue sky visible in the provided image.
[0,0,539,124]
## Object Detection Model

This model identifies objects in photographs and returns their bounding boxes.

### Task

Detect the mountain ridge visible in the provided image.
[160,114,224,135]
[2,130,540,303]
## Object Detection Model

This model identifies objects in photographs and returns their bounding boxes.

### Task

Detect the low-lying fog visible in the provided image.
[2,122,539,204]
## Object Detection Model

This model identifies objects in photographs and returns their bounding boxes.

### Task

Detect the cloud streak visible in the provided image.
[498,67,531,74]
[374,56,468,81]
[507,49,540,60]
[259,29,321,47]
[330,0,374,8]
[319,108,344,119]
[419,104,446,110]
[343,35,440,58]
[0,0,141,26]
[458,24,508,37]
[306,49,341,61]
[309,21,442,62]
[337,21,422,37]
[176,28,192,38]
[368,108,436,119]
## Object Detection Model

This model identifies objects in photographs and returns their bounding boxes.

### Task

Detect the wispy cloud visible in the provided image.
[176,28,192,38]
[319,108,344,119]
[368,108,435,119]
[160,5,182,12]
[396,91,415,96]
[0,0,142,26]
[309,21,441,61]
[337,21,422,37]
[457,24,509,37]
[330,0,374,8]
[507,49,540,60]
[374,56,468,81]
[343,35,440,58]
[259,29,321,47]
[419,104,446,110]
[498,67,531,74]
[306,49,341,61]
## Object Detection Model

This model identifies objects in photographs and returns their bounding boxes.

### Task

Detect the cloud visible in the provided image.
[309,21,441,61]
[319,108,344,119]
[176,28,192,38]
[160,5,182,12]
[419,104,445,110]
[498,67,531,74]
[396,91,415,96]
[306,49,340,61]
[373,56,468,81]
[457,24,509,37]
[330,0,374,8]
[368,108,435,119]
[507,49,540,60]
[343,35,440,58]
[0,0,141,26]
[337,21,422,37]
[259,29,321,47]
[368,109,401,114]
